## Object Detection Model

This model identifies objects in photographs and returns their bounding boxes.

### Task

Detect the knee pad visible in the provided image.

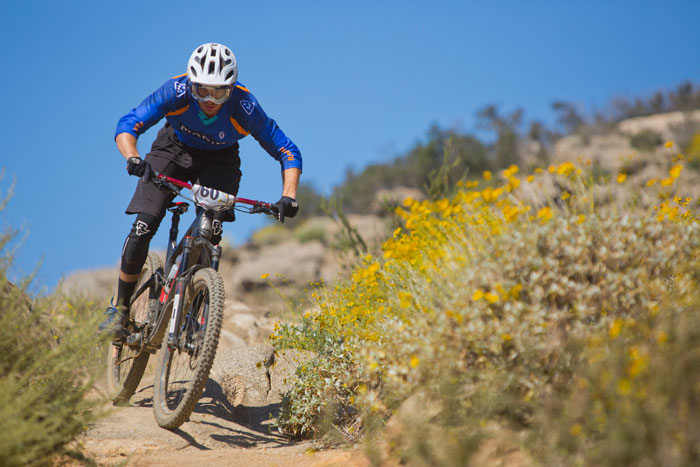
[120,212,162,275]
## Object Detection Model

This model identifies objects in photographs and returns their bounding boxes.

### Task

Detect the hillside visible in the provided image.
[35,95,700,465]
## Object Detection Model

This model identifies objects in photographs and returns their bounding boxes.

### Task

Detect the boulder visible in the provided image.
[617,109,700,142]
[208,345,314,425]
[552,133,634,172]
[210,344,275,408]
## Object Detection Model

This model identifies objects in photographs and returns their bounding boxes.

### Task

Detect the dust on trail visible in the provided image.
[77,366,367,467]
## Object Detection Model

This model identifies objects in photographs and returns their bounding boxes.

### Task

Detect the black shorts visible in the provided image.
[126,123,242,220]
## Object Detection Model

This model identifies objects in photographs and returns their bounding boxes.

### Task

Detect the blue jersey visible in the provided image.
[115,74,302,171]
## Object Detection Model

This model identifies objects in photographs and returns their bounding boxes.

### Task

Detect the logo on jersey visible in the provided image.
[174,81,187,97]
[241,100,256,115]
[219,131,225,139]
[135,221,151,236]
[178,123,228,146]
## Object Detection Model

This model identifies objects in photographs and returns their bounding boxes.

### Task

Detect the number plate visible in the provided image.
[191,184,236,211]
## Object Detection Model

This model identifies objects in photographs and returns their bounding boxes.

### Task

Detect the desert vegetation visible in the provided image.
[0,184,106,466]
[272,138,700,465]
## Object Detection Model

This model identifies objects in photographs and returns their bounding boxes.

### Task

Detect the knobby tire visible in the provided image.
[153,267,225,429]
[106,252,163,405]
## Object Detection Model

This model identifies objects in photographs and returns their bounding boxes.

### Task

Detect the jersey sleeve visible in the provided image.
[235,86,303,172]
[115,77,188,140]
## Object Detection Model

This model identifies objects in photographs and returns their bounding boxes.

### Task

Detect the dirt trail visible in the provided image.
[78,364,367,466]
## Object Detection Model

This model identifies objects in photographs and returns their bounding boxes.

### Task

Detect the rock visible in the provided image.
[553,133,634,172]
[267,349,314,405]
[59,266,117,300]
[230,312,257,330]
[226,301,254,314]
[219,329,246,349]
[210,344,275,413]
[208,345,314,425]
[227,240,326,292]
[617,109,700,141]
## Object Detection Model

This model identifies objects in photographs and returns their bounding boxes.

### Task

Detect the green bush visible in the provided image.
[250,223,287,246]
[293,219,328,244]
[629,129,663,151]
[0,194,106,466]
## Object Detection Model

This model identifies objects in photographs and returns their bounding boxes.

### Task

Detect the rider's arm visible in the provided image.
[232,85,302,173]
[115,75,188,152]
[282,167,301,198]
[115,133,139,161]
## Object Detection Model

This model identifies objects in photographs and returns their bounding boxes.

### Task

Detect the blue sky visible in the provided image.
[1,0,699,290]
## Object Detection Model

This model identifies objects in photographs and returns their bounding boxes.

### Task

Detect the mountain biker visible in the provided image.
[99,42,301,338]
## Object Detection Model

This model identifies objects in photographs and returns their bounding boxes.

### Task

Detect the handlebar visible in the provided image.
[151,172,280,218]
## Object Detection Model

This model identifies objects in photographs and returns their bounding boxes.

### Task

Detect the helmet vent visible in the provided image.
[197,46,203,53]
[208,61,215,74]
[225,70,234,81]
[190,66,198,77]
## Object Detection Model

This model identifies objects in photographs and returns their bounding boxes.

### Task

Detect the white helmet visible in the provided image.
[187,43,238,87]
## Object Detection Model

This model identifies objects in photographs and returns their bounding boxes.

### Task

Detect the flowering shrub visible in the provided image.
[273,149,700,463]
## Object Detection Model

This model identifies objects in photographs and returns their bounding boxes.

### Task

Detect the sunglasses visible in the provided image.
[192,83,232,104]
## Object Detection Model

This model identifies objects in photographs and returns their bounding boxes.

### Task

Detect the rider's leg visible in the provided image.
[118,212,164,305]
[101,124,191,338]
[192,145,242,245]
[99,212,163,337]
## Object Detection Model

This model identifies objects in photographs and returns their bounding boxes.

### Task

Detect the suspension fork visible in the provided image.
[166,236,193,350]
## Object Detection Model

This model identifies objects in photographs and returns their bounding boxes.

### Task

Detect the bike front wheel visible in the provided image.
[153,267,225,429]
[106,252,162,405]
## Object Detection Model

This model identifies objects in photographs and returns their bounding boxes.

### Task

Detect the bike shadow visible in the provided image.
[131,379,285,440]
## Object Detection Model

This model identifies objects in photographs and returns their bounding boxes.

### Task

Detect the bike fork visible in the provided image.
[166,237,193,350]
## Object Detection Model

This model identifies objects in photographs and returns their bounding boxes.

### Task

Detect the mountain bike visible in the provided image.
[105,172,279,429]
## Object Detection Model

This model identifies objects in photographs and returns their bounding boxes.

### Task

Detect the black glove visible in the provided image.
[126,156,154,181]
[275,196,299,223]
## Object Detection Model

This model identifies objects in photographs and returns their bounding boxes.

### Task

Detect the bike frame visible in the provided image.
[127,173,278,353]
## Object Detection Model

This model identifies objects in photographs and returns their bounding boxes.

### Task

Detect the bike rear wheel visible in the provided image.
[106,252,163,405]
[153,267,225,429]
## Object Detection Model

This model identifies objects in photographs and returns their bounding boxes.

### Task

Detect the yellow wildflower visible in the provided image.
[503,164,519,178]
[260,273,269,279]
[484,292,499,303]
[483,170,492,181]
[472,289,485,301]
[617,378,632,395]
[609,319,622,339]
[665,141,673,148]
[570,424,583,437]
[410,355,420,368]
[616,173,627,183]
[399,291,412,308]
[669,164,683,179]
[537,206,553,223]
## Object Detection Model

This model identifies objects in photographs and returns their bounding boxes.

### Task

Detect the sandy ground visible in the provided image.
[75,362,368,467]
